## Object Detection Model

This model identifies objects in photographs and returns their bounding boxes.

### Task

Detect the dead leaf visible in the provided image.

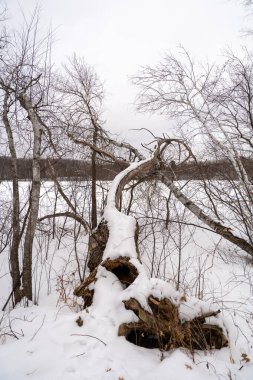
[75,316,83,327]
[241,353,250,363]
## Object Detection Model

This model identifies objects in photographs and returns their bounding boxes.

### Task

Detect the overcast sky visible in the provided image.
[4,0,251,145]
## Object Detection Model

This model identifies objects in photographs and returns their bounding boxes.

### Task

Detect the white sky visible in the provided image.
[4,0,251,145]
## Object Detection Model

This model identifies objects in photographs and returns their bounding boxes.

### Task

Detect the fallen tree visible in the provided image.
[74,139,229,352]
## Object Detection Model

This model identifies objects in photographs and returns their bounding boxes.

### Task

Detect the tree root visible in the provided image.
[119,296,228,351]
[75,260,227,353]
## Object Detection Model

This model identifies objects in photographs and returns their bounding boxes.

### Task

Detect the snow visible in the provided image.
[0,297,252,380]
[102,209,138,260]
[103,160,150,260]
[0,260,253,380]
[0,179,253,379]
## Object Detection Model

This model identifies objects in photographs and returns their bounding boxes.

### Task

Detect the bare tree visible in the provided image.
[133,48,253,255]
[1,90,21,304]
[55,55,106,230]
[18,93,44,301]
[0,9,53,303]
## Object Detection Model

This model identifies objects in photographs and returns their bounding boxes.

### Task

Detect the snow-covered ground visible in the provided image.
[0,252,252,380]
[0,180,253,380]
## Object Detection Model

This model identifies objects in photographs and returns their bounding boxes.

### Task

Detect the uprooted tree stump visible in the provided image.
[75,252,228,351]
[118,297,227,351]
[74,139,229,353]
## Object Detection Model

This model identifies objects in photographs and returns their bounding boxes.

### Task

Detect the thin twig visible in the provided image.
[70,333,107,346]
[30,314,46,341]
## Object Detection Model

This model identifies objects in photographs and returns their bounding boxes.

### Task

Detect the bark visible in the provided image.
[19,93,43,301]
[2,92,22,304]
[87,219,109,272]
[74,268,97,307]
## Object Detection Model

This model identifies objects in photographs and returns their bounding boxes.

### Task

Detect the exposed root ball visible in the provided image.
[119,296,228,351]
[75,249,227,353]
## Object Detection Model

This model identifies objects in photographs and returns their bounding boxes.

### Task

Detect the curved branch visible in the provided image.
[38,211,90,233]
[67,133,128,168]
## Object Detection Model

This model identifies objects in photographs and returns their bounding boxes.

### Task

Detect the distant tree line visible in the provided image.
[0,156,252,181]
[0,157,127,181]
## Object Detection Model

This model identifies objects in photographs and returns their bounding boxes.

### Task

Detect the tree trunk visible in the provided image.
[91,127,98,229]
[2,92,22,304]
[19,93,42,302]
